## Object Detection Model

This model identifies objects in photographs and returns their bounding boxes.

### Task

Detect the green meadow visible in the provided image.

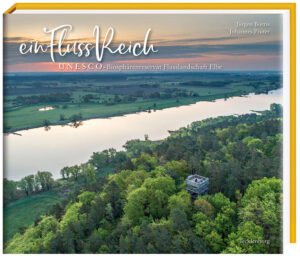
[3,191,62,244]
[5,94,231,132]
[4,72,281,132]
[3,167,114,244]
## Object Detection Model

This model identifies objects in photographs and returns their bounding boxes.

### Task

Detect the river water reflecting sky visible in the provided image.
[4,89,282,181]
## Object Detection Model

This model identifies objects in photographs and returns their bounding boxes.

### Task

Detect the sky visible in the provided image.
[4,13,283,72]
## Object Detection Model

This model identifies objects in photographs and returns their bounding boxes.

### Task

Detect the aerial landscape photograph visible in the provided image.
[3,12,283,254]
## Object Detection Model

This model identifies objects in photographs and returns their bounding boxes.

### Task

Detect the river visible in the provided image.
[4,88,282,181]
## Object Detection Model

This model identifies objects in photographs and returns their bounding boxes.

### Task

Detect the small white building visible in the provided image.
[186,174,209,197]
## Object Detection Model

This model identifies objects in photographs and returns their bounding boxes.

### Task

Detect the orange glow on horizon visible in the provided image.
[5,53,281,73]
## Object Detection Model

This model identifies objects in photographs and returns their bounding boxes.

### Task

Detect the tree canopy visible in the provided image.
[4,104,283,253]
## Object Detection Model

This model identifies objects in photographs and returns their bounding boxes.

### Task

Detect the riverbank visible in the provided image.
[4,89,268,133]
[4,88,282,181]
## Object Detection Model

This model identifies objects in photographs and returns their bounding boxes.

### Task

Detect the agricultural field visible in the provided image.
[4,71,282,132]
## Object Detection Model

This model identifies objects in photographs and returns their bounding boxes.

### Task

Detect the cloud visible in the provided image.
[4,35,240,46]
[157,36,241,46]
[3,38,282,73]
[4,36,36,43]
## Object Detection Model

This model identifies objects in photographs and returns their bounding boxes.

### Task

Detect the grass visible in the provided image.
[3,167,114,244]
[3,191,62,244]
[4,87,250,132]
[4,75,280,132]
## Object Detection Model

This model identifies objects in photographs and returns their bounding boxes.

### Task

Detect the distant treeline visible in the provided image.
[180,80,231,87]
[15,93,72,105]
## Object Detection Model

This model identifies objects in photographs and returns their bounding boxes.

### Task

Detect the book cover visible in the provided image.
[2,3,296,254]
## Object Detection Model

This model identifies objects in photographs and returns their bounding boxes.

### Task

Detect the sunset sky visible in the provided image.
[4,13,283,72]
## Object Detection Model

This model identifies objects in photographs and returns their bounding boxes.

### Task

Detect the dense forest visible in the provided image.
[4,103,282,253]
